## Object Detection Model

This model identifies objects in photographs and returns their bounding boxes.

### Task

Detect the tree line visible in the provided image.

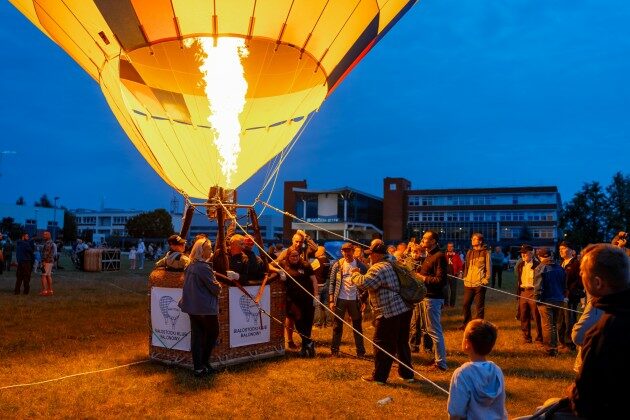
[560,172,630,249]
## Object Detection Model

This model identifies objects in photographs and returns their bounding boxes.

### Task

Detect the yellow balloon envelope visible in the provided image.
[11,0,416,198]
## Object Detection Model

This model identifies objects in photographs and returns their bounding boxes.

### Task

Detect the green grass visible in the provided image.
[0,258,575,418]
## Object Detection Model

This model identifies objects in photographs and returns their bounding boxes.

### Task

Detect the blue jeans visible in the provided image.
[423,298,447,369]
[538,303,561,352]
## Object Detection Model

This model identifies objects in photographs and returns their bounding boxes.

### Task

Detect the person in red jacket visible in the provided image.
[445,242,464,307]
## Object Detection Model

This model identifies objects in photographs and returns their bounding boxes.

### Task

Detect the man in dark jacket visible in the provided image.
[534,247,567,356]
[515,244,542,343]
[568,243,630,417]
[15,233,35,295]
[418,230,448,371]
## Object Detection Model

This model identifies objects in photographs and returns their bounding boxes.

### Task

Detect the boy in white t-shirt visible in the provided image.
[447,319,507,420]
[129,246,137,270]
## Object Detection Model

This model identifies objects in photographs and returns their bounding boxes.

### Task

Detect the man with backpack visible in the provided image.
[351,239,414,384]
[417,230,449,371]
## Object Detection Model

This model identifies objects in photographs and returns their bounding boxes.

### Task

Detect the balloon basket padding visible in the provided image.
[148,269,286,369]
[83,248,121,272]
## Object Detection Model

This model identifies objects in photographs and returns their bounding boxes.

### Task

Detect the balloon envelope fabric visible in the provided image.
[10,0,416,198]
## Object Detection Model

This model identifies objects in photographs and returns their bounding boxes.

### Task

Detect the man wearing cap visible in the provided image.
[515,244,543,343]
[328,242,367,357]
[534,247,567,356]
[557,241,582,351]
[155,235,190,271]
[351,239,414,384]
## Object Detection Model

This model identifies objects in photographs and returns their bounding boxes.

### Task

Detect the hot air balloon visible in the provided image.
[10,0,417,198]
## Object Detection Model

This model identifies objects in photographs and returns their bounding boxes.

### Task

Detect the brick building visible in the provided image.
[383,177,562,250]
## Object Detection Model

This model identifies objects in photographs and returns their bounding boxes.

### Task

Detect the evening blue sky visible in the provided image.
[0,0,628,213]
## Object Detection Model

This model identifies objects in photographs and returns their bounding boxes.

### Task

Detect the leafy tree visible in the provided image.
[125,209,174,238]
[15,196,25,205]
[63,211,78,243]
[34,194,53,208]
[1,217,14,233]
[605,172,630,238]
[560,182,607,248]
[1,217,23,240]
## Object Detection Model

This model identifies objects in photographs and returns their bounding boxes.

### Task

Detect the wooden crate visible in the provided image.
[148,269,286,369]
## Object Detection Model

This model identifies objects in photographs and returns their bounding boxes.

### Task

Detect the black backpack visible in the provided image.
[389,261,427,304]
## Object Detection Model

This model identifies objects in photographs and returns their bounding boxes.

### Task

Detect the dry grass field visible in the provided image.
[0,257,576,418]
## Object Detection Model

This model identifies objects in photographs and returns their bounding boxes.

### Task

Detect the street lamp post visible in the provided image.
[53,196,60,240]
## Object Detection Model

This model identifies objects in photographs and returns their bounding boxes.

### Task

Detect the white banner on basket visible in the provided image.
[151,287,191,351]
[229,285,271,348]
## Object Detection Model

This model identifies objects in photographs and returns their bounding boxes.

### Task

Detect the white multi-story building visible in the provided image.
[73,208,142,238]
[72,207,283,245]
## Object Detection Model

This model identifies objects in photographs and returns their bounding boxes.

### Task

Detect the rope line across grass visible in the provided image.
[0,360,150,391]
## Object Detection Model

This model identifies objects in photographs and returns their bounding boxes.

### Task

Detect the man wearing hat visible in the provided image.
[351,239,414,384]
[557,241,582,351]
[515,244,543,343]
[155,234,189,271]
[328,242,367,357]
[534,247,567,356]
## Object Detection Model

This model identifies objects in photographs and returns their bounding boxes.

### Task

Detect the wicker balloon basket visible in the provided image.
[83,249,121,272]
[148,269,286,369]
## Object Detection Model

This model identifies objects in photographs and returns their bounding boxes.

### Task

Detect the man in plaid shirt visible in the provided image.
[351,239,414,384]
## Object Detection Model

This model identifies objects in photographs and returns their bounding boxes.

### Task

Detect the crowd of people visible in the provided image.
[5,224,629,417]
[137,225,630,417]
[153,223,630,417]
[263,229,629,419]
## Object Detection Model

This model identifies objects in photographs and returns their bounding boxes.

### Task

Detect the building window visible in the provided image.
[390,183,397,191]
[532,228,555,239]
[408,195,420,206]
[408,211,420,222]
[421,197,433,206]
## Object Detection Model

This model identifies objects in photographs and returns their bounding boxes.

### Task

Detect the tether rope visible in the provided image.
[0,360,150,391]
